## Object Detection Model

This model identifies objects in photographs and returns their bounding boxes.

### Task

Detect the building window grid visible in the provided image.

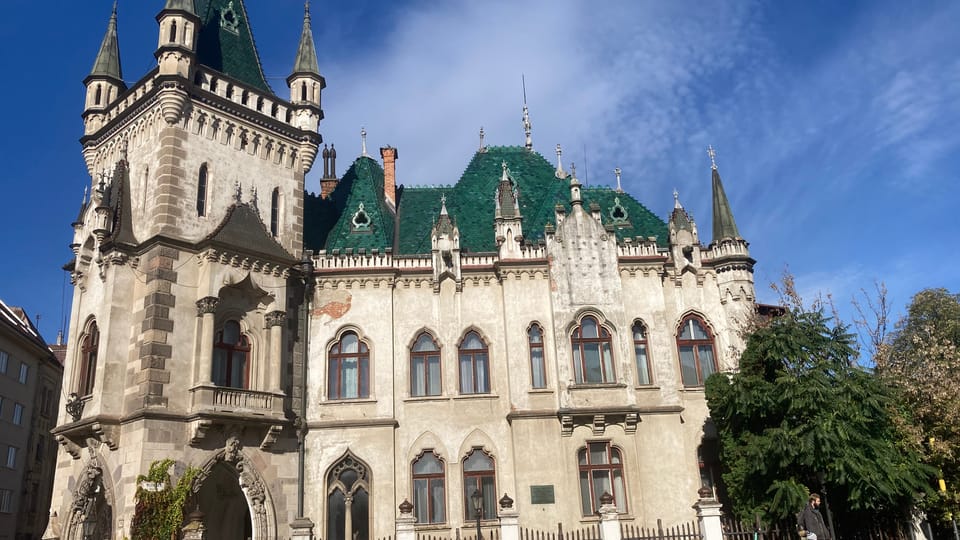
[327,332,370,400]
[632,321,653,386]
[412,451,446,524]
[410,333,441,397]
[677,316,718,387]
[528,324,546,389]
[458,331,489,394]
[571,316,616,384]
[462,449,496,520]
[578,442,627,516]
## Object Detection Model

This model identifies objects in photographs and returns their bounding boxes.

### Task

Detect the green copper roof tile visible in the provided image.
[90,6,123,82]
[323,157,396,253]
[163,0,197,15]
[195,0,272,93]
[292,5,320,76]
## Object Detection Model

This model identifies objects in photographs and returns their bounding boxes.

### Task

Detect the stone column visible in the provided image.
[598,492,622,540]
[266,311,286,393]
[695,489,724,540]
[290,517,315,540]
[396,500,417,540]
[498,494,519,540]
[181,510,206,540]
[195,297,219,385]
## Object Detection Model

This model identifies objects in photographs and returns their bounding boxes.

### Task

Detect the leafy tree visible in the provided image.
[875,288,960,521]
[706,298,933,527]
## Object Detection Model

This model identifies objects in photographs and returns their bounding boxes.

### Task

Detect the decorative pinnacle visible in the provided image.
[673,188,681,208]
[522,75,532,150]
[501,160,509,180]
[479,126,485,151]
[439,193,449,215]
[570,162,577,180]
[555,144,566,177]
[615,167,622,192]
[361,127,367,157]
[707,145,718,170]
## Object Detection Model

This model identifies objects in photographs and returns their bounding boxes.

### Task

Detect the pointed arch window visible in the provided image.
[197,164,208,216]
[78,319,100,397]
[632,320,652,385]
[677,316,717,387]
[169,20,177,43]
[578,442,626,515]
[212,320,250,389]
[528,324,546,389]
[410,333,441,397]
[300,82,307,102]
[270,188,280,236]
[458,331,489,394]
[326,454,370,540]
[462,449,496,520]
[571,315,615,384]
[328,331,369,400]
[412,451,445,524]
[94,85,103,106]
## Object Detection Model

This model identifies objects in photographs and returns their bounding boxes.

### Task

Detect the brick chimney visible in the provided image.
[380,146,398,207]
[320,143,338,199]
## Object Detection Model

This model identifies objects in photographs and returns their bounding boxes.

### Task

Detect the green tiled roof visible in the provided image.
[307,146,668,256]
[292,7,320,76]
[322,157,396,253]
[89,6,123,82]
[711,167,741,242]
[195,0,272,93]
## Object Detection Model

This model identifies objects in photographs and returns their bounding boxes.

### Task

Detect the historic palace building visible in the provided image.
[47,2,756,540]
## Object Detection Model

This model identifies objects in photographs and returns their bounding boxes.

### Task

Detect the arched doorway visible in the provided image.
[196,461,253,540]
[326,453,370,540]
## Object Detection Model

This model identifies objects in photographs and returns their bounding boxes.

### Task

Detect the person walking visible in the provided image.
[798,493,830,540]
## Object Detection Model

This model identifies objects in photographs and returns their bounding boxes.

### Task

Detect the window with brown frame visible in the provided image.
[412,451,446,524]
[528,324,546,389]
[462,448,496,520]
[458,331,489,394]
[212,320,250,389]
[571,316,615,384]
[328,331,369,400]
[632,321,653,385]
[677,316,717,386]
[78,320,99,397]
[410,333,441,397]
[578,441,627,515]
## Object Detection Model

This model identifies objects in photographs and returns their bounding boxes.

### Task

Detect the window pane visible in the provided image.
[680,319,694,339]
[411,358,424,396]
[414,453,442,474]
[328,359,339,399]
[427,355,441,395]
[592,470,612,507]
[679,346,698,386]
[414,334,438,352]
[341,357,358,399]
[476,353,488,392]
[589,442,608,464]
[613,469,626,512]
[601,343,614,382]
[528,326,542,344]
[632,322,646,340]
[531,347,546,388]
[635,344,650,385]
[430,480,445,523]
[222,321,241,344]
[584,343,602,383]
[413,479,428,523]
[463,451,494,472]
[572,346,584,383]
[579,471,593,515]
[581,317,598,338]
[459,354,474,393]
[690,319,709,339]
[341,333,359,354]
[359,357,369,398]
[481,476,496,519]
[462,332,484,350]
[698,345,716,379]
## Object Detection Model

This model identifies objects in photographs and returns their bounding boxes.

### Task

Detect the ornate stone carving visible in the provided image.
[65,392,85,422]
[224,434,243,464]
[499,492,514,510]
[70,461,103,516]
[196,296,219,315]
[189,419,213,445]
[560,414,574,437]
[259,424,283,450]
[56,434,82,460]
[265,310,286,328]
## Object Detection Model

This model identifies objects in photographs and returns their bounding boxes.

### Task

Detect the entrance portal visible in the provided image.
[197,462,253,540]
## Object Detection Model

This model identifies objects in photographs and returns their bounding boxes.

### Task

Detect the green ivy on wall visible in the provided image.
[130,459,200,540]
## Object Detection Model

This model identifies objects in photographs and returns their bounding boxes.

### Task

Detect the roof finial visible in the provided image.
[707,145,718,170]
[570,162,577,180]
[522,75,532,151]
[439,193,448,215]
[615,167,622,192]
[479,126,485,152]
[361,127,368,157]
[112,0,118,15]
[501,160,509,181]
[305,0,310,17]
[673,188,681,209]
[555,144,566,178]
[82,185,89,206]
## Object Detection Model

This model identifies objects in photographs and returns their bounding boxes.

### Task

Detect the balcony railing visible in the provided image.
[190,384,285,418]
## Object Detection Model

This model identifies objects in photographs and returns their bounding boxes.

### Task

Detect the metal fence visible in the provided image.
[520,523,602,540]
[621,519,702,540]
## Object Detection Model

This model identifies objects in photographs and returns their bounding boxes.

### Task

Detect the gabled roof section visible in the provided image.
[195,0,272,93]
[581,188,668,246]
[89,4,124,84]
[323,157,396,253]
[203,202,296,262]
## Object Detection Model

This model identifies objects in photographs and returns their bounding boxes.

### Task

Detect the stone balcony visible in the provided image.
[190,384,286,419]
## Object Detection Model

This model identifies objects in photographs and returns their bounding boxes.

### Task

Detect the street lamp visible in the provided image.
[471,489,483,540]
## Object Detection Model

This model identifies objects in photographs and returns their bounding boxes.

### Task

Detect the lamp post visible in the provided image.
[471,489,483,540]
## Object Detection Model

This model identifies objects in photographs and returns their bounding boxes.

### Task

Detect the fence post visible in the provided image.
[290,516,315,540]
[694,488,723,540]
[397,499,417,540]
[499,494,520,540]
[598,493,622,540]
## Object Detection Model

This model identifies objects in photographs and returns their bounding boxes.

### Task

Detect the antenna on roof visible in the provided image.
[521,75,532,151]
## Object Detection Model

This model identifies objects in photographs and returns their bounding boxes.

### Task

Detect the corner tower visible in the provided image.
[83,4,125,137]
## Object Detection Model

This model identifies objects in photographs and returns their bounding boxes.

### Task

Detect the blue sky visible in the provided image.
[0,1,957,352]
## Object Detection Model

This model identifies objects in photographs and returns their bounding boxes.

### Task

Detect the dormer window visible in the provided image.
[220,2,240,34]
[609,197,628,223]
[351,203,370,231]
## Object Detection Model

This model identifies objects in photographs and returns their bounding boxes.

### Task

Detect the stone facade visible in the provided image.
[48,3,756,540]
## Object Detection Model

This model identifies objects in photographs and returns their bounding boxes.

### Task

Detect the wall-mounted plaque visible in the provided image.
[530,485,555,504]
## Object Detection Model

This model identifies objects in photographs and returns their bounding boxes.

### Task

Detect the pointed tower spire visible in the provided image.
[162,0,197,14]
[708,146,741,242]
[89,3,123,83]
[522,75,532,151]
[292,1,321,76]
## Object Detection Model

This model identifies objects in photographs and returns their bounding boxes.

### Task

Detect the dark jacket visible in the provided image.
[798,502,829,540]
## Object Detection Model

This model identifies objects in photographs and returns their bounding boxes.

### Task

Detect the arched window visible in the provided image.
[528,324,546,389]
[578,442,626,515]
[270,188,280,236]
[677,316,717,386]
[300,82,307,102]
[462,449,496,520]
[571,315,615,384]
[632,321,652,385]
[197,164,208,216]
[94,85,102,106]
[326,454,370,540]
[410,333,440,397]
[169,20,177,43]
[212,320,250,389]
[78,320,100,397]
[458,331,489,394]
[328,331,369,400]
[412,451,445,524]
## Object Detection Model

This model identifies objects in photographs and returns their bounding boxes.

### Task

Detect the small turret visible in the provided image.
[668,190,701,272]
[155,0,199,78]
[431,195,462,291]
[494,161,523,257]
[83,3,126,134]
[287,1,325,133]
[569,163,582,206]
